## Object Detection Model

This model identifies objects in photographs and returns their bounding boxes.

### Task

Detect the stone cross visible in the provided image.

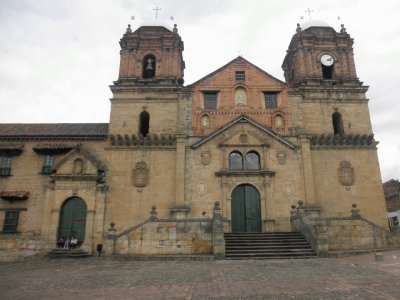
[305,8,313,20]
[153,7,162,19]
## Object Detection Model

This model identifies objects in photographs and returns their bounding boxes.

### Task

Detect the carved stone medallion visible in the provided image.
[283,181,294,195]
[201,151,211,165]
[338,161,355,186]
[196,183,207,196]
[239,134,248,144]
[133,161,149,188]
[276,152,287,165]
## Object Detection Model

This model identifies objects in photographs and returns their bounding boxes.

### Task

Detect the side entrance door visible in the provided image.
[231,184,261,232]
[58,197,87,243]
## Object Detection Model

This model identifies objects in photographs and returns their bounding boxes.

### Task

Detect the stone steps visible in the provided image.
[46,248,92,259]
[224,232,317,259]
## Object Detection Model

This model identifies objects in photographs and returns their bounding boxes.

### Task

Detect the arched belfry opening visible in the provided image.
[332,111,344,135]
[322,64,333,79]
[139,111,150,137]
[143,54,156,79]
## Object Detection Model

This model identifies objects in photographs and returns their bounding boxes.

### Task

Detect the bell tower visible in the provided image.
[109,24,190,136]
[282,22,372,135]
[282,22,359,87]
[116,24,185,85]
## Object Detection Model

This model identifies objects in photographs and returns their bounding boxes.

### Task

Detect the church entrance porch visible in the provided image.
[231,184,261,232]
[58,197,87,245]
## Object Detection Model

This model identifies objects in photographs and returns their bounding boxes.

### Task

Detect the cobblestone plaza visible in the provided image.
[1,251,400,299]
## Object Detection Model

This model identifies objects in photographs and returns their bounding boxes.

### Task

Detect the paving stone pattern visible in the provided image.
[1,253,400,299]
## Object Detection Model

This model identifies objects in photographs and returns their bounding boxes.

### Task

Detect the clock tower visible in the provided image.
[282,21,372,135]
[282,21,359,87]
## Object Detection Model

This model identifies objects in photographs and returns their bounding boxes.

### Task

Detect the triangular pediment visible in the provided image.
[52,146,106,176]
[189,56,286,87]
[191,115,296,150]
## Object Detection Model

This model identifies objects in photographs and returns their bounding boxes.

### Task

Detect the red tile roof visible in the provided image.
[0,124,108,140]
[0,191,29,200]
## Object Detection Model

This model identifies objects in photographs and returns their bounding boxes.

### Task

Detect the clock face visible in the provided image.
[321,54,334,66]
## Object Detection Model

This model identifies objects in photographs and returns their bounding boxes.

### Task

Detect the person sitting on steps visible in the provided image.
[70,237,78,249]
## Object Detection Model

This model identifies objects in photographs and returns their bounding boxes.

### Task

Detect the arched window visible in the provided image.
[143,54,156,79]
[229,151,243,170]
[139,111,150,137]
[332,112,344,135]
[245,151,260,170]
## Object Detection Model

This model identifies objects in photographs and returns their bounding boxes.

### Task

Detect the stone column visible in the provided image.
[171,134,189,219]
[299,136,315,204]
[212,201,225,259]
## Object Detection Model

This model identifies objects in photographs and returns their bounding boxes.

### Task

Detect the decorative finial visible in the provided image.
[126,24,132,33]
[340,24,347,33]
[296,23,301,33]
[173,24,178,34]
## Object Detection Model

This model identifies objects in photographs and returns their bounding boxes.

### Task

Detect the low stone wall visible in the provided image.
[0,233,43,261]
[113,219,213,255]
[324,218,399,251]
[107,202,225,257]
[291,202,400,256]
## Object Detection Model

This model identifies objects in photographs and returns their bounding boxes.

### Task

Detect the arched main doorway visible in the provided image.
[231,184,261,232]
[58,197,87,243]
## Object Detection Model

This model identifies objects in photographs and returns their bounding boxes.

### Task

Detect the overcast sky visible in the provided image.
[0,0,399,182]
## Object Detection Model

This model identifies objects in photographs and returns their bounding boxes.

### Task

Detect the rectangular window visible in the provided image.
[0,156,12,176]
[42,155,55,174]
[235,71,245,81]
[203,92,218,110]
[3,211,19,233]
[264,92,278,108]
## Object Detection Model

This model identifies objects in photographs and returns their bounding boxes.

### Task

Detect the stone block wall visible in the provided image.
[112,219,213,255]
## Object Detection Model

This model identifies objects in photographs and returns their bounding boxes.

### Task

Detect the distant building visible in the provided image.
[383,179,400,230]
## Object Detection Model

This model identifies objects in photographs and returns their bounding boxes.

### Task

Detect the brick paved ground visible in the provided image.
[1,251,400,299]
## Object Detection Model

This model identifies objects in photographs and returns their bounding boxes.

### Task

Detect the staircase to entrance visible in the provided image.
[224,232,317,259]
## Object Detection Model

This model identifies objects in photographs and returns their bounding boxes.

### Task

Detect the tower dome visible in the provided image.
[301,19,330,30]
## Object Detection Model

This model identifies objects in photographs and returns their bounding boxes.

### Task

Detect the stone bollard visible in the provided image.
[375,253,384,262]
[107,222,117,255]
[351,203,361,219]
[149,205,158,221]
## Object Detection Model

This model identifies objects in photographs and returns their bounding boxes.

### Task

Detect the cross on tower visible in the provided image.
[153,6,162,19]
[305,8,313,20]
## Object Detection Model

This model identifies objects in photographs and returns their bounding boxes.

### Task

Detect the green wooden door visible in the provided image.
[231,185,261,232]
[58,197,87,243]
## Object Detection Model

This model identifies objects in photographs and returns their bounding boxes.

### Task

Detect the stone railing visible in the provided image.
[109,133,176,148]
[106,203,225,258]
[309,134,376,148]
[290,201,400,257]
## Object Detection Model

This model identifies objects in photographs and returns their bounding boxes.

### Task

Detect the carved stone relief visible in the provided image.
[201,151,211,165]
[196,183,207,196]
[283,181,294,195]
[133,161,149,189]
[239,134,248,144]
[72,158,84,174]
[276,152,287,165]
[338,161,355,186]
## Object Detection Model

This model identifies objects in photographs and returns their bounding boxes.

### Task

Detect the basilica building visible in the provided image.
[0,20,396,260]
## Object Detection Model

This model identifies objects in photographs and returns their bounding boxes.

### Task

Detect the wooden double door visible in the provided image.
[231,184,261,232]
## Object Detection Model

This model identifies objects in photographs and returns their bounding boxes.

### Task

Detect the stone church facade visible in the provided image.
[0,21,396,260]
